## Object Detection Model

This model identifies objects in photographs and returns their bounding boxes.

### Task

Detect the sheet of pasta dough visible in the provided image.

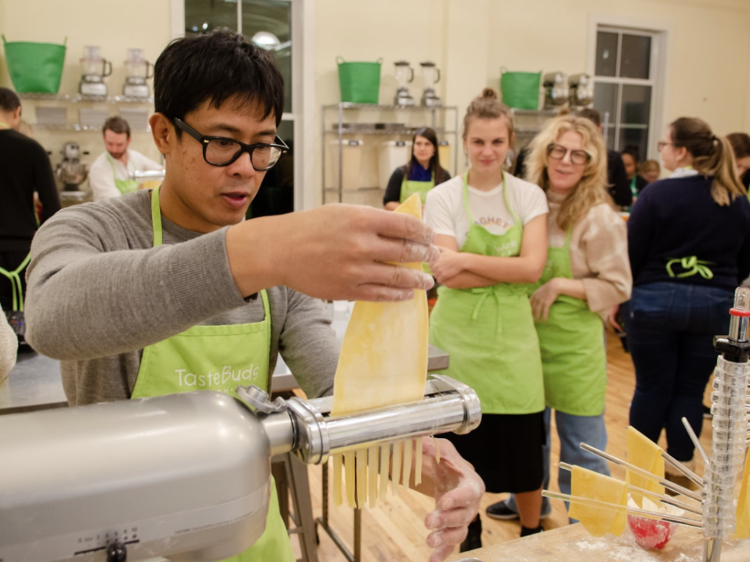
[625,426,665,507]
[732,446,750,539]
[331,193,429,415]
[569,466,628,537]
[330,193,429,507]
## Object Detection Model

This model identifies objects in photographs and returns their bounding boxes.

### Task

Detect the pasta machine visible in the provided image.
[0,374,480,562]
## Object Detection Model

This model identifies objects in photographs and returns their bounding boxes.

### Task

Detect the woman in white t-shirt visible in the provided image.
[425,88,549,548]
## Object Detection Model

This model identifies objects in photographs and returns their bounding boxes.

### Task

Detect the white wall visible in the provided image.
[0,0,174,166]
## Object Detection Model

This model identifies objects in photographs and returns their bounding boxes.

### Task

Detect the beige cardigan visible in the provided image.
[546,191,632,318]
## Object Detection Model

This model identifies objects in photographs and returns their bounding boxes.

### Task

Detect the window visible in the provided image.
[593,27,658,161]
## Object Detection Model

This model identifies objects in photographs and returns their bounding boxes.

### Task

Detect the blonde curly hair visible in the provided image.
[525,114,610,230]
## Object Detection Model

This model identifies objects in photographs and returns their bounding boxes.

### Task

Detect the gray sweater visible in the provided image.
[25,190,338,406]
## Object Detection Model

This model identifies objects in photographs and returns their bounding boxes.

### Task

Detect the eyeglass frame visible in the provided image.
[657,141,677,151]
[172,117,289,170]
[546,143,591,165]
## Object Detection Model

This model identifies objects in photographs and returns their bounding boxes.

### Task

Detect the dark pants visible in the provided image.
[0,250,30,312]
[625,282,733,461]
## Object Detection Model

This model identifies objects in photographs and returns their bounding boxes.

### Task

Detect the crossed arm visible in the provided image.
[429,214,548,289]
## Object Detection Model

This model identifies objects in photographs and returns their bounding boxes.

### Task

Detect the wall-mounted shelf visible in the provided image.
[19,93,153,104]
[33,124,151,132]
[324,103,456,111]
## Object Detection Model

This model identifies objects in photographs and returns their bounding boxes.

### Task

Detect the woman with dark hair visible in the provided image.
[727,132,750,189]
[627,117,750,486]
[383,126,450,210]
[621,145,648,200]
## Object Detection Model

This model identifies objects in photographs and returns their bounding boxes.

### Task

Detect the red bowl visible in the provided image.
[627,514,678,550]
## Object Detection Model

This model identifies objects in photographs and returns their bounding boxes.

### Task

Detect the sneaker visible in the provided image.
[703,405,713,419]
[460,516,482,552]
[486,498,552,521]
[520,524,544,537]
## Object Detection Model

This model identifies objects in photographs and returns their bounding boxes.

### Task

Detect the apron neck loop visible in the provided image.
[463,170,509,224]
[151,185,163,247]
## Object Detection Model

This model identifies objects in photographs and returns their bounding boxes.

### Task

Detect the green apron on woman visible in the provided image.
[429,172,544,414]
[400,171,435,205]
[130,186,295,562]
[530,228,606,416]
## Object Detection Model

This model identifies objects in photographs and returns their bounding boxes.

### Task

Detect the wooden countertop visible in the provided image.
[449,523,750,562]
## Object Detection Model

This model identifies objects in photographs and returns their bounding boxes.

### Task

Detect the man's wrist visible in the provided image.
[226,219,282,297]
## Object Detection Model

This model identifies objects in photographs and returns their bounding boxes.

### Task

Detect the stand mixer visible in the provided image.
[123,48,153,98]
[55,141,89,191]
[393,61,415,106]
[0,375,481,562]
[420,61,442,107]
[79,46,112,96]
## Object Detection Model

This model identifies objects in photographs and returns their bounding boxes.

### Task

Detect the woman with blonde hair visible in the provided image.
[627,117,750,485]
[492,114,631,521]
[426,88,548,546]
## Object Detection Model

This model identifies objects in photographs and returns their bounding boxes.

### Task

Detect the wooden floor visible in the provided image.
[292,327,715,562]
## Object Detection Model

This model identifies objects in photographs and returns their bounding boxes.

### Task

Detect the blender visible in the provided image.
[420,61,442,107]
[79,46,112,96]
[123,48,153,98]
[542,71,569,109]
[393,61,415,106]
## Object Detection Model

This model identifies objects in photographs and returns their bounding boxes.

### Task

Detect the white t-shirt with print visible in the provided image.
[424,173,549,249]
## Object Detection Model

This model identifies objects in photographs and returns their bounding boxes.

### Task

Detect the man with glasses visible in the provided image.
[23,30,481,562]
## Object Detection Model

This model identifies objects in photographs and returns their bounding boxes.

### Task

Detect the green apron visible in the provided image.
[131,186,295,562]
[529,227,607,416]
[107,153,141,195]
[400,170,435,205]
[429,172,544,414]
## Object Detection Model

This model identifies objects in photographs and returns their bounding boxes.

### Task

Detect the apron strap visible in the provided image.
[666,256,714,279]
[463,170,516,226]
[0,253,32,312]
[151,185,164,247]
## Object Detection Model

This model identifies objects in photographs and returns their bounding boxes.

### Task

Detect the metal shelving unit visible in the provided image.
[321,103,459,205]
[19,93,153,104]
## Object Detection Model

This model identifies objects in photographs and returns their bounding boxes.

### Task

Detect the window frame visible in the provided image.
[171,0,315,211]
[586,14,671,162]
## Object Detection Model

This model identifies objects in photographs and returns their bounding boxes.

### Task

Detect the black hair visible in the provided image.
[103,116,131,138]
[0,87,21,113]
[154,29,284,131]
[576,108,601,128]
[621,144,640,163]
[403,126,449,182]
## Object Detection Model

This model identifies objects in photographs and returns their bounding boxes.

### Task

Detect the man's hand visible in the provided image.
[226,204,439,302]
[415,438,484,562]
[431,247,467,284]
[530,278,561,322]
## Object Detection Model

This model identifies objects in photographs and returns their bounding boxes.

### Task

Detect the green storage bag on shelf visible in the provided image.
[500,67,541,110]
[337,57,382,104]
[2,36,67,94]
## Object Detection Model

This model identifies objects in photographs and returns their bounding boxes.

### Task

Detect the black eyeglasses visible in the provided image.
[546,143,591,165]
[173,117,289,170]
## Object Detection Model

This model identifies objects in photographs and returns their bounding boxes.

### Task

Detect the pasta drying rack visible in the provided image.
[543,287,750,561]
